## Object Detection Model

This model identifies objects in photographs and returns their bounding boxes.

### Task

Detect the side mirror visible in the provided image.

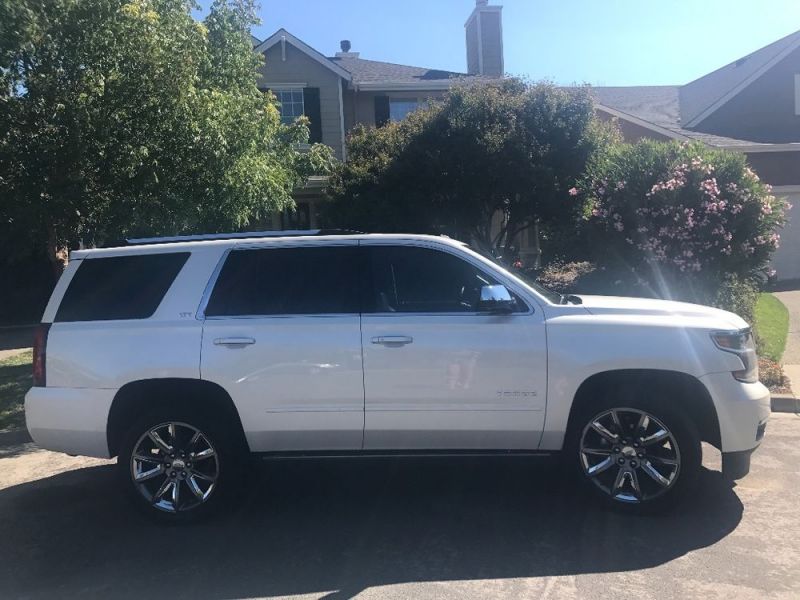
[478,284,515,314]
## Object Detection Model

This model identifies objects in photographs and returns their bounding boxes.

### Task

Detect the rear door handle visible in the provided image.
[371,336,413,346]
[214,337,256,346]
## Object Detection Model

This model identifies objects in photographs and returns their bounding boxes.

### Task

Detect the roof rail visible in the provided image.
[125,229,362,245]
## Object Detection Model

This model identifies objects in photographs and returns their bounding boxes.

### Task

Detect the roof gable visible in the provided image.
[254,29,351,81]
[680,30,800,127]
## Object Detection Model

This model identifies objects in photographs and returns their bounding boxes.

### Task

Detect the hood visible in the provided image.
[574,295,748,330]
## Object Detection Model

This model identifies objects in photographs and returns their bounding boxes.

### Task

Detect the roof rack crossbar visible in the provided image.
[126,229,360,245]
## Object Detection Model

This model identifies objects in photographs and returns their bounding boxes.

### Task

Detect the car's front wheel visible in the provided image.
[568,397,701,512]
[118,409,243,521]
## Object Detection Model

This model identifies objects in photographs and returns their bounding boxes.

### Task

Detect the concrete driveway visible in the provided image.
[0,414,799,600]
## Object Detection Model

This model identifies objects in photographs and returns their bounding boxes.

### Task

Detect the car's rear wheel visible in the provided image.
[118,409,243,522]
[567,393,701,513]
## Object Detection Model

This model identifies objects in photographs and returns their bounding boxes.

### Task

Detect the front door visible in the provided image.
[200,242,364,452]
[360,243,547,450]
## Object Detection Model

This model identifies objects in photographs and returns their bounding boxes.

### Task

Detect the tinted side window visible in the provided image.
[365,245,518,313]
[205,246,360,316]
[55,253,190,322]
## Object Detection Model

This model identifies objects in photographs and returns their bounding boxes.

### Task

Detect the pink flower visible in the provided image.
[568,187,578,196]
[699,178,720,197]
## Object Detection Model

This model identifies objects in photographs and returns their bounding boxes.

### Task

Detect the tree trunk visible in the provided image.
[46,224,69,279]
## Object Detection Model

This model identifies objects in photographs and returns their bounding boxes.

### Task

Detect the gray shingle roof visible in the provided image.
[328,55,478,84]
[591,86,680,129]
[590,85,777,148]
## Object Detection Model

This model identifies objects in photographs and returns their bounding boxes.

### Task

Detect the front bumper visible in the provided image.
[722,448,755,480]
[699,372,770,478]
[722,419,767,479]
[25,386,115,458]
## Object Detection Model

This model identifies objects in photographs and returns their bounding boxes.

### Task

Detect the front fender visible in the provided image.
[538,314,742,450]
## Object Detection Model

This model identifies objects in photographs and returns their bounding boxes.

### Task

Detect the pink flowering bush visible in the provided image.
[577,141,787,310]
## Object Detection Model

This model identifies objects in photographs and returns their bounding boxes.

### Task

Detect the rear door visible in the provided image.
[360,242,548,450]
[199,242,365,452]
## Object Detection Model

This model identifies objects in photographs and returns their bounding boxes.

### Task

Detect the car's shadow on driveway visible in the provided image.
[0,455,742,599]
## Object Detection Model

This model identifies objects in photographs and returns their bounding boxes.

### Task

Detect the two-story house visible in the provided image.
[251,0,502,231]
[254,0,799,281]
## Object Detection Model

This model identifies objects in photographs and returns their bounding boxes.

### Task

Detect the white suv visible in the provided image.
[25,231,770,520]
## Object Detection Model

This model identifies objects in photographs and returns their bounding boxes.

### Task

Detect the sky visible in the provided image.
[195,0,800,86]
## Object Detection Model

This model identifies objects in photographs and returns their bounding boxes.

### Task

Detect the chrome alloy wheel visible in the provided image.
[579,408,681,504]
[130,422,219,514]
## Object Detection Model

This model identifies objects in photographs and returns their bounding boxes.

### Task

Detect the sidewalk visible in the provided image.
[773,289,800,397]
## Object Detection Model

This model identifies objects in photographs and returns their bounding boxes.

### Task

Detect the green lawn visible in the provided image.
[0,350,32,431]
[754,293,790,363]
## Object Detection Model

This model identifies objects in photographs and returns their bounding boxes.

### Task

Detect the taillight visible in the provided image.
[32,323,51,387]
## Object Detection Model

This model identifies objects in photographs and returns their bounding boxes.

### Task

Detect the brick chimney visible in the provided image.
[465,0,504,76]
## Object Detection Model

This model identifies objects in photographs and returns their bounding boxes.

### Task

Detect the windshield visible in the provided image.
[471,247,563,304]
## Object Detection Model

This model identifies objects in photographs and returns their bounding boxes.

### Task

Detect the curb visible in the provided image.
[772,394,799,413]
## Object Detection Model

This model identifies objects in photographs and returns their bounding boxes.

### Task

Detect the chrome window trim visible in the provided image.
[204,311,531,320]
[360,311,532,318]
[204,313,360,320]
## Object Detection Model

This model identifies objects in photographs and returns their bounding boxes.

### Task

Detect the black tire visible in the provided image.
[564,384,702,514]
[117,405,246,523]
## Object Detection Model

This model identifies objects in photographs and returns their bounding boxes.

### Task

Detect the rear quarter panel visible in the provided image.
[45,246,224,389]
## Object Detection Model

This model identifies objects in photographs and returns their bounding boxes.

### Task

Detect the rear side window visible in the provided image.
[55,253,190,322]
[204,246,360,317]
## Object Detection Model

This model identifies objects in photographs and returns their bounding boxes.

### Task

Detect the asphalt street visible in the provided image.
[0,413,798,599]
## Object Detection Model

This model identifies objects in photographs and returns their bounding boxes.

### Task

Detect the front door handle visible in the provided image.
[371,335,413,346]
[214,337,256,346]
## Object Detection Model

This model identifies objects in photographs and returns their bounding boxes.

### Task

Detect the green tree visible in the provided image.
[325,79,614,256]
[0,0,333,274]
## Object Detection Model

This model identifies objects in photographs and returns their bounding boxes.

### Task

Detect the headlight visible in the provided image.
[710,328,758,383]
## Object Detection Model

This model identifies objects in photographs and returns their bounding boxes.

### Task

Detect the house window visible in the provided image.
[274,88,305,124]
[795,75,800,116]
[389,99,423,122]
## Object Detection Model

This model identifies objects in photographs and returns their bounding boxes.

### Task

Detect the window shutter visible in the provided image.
[374,96,390,127]
[303,87,323,143]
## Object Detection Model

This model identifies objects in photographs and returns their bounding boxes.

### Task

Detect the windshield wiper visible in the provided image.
[560,294,583,305]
